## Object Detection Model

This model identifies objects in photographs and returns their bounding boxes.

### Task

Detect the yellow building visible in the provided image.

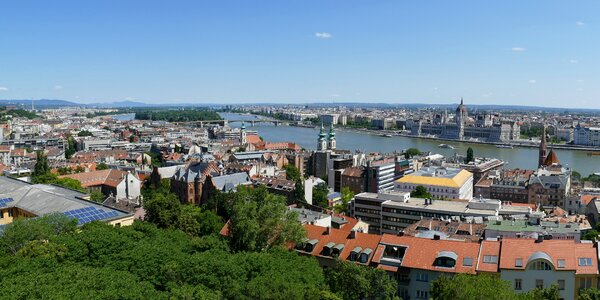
[395,166,473,200]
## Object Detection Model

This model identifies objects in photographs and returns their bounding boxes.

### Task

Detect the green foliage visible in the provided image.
[0,108,39,120]
[325,260,399,300]
[404,147,420,159]
[96,163,109,170]
[77,130,93,137]
[33,151,50,177]
[431,273,561,300]
[227,186,306,252]
[65,137,76,159]
[583,230,599,241]
[0,213,77,255]
[31,172,86,192]
[90,190,106,203]
[333,187,354,214]
[135,109,222,122]
[313,182,329,208]
[580,288,600,300]
[285,164,305,202]
[411,185,432,199]
[0,218,330,299]
[466,147,474,163]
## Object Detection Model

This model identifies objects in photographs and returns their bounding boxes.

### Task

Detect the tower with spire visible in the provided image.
[240,122,247,145]
[317,123,327,151]
[538,126,547,168]
[327,124,336,150]
[455,97,467,140]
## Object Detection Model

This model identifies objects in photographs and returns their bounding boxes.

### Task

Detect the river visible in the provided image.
[219,113,600,176]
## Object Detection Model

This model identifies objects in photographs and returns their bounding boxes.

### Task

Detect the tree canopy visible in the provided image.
[410,185,432,199]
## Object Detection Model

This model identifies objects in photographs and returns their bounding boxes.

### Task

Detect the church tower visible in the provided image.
[455,97,467,140]
[240,122,247,145]
[317,124,327,150]
[538,126,547,168]
[327,124,336,150]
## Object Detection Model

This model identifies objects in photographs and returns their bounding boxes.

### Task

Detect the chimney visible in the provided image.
[349,230,356,239]
[397,231,404,237]
[535,234,544,243]
[433,234,441,240]
[325,226,331,235]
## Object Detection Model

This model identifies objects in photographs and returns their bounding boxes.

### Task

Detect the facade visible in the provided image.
[170,161,221,205]
[528,168,571,208]
[395,166,474,200]
[574,125,600,147]
[365,158,397,192]
[352,190,531,235]
[474,169,534,203]
[409,99,520,142]
[499,239,598,300]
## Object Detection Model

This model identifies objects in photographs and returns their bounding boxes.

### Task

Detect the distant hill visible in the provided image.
[0,99,79,108]
[86,100,151,108]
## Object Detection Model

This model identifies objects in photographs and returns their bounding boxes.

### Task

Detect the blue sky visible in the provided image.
[0,1,598,108]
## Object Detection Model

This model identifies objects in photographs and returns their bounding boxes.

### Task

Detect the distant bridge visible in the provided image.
[172,118,304,127]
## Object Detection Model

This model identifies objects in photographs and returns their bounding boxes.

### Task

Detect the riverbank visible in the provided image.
[287,123,600,153]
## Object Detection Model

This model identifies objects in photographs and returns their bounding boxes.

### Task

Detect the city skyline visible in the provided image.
[1,1,599,108]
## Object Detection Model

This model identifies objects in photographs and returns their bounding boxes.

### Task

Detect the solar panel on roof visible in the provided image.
[62,206,121,225]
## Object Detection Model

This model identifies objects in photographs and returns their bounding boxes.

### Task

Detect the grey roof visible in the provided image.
[529,173,569,189]
[211,172,251,192]
[0,176,128,221]
[173,162,217,182]
[527,251,554,265]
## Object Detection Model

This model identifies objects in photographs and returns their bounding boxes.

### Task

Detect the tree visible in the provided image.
[325,260,399,300]
[432,273,560,300]
[65,137,76,159]
[77,130,93,137]
[227,186,305,252]
[579,288,600,300]
[96,163,108,170]
[583,230,599,242]
[313,182,330,208]
[285,164,305,202]
[334,187,354,214]
[466,147,474,163]
[404,147,420,159]
[0,213,77,255]
[32,151,50,178]
[143,193,182,229]
[411,185,432,199]
[90,191,106,203]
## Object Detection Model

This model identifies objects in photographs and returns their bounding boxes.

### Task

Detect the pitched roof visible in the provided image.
[396,169,473,188]
[544,149,560,166]
[302,224,382,264]
[59,169,133,188]
[379,234,480,274]
[499,238,598,274]
[476,240,501,272]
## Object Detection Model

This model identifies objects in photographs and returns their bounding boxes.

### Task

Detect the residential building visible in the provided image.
[59,169,141,202]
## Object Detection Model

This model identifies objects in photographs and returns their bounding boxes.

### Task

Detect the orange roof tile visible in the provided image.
[499,238,598,274]
[477,240,501,273]
[380,234,479,274]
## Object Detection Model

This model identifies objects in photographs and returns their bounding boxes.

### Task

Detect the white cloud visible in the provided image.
[0,86,7,91]
[433,87,439,91]
[54,85,63,90]
[569,59,578,64]
[576,21,585,26]
[315,32,332,39]
[511,47,526,52]
[576,79,584,82]
[528,79,537,84]
[125,97,136,101]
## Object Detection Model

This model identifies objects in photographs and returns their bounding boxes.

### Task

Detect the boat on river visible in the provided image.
[438,144,456,149]
[496,144,514,149]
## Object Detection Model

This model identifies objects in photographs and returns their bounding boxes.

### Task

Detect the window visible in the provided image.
[557,280,565,290]
[515,279,522,290]
[416,273,429,282]
[536,279,544,289]
[463,257,473,267]
[580,278,592,290]
[416,290,428,299]
[483,255,498,264]
[515,258,523,267]
[529,260,552,270]
[579,258,593,266]
[557,259,566,268]
[7,210,13,217]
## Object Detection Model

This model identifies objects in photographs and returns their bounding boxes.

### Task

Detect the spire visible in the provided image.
[460,97,464,105]
[328,123,335,139]
[538,126,547,168]
[318,123,326,140]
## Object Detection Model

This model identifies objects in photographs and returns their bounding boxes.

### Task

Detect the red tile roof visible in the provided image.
[477,240,501,273]
[380,234,480,274]
[302,224,382,264]
[499,238,598,274]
